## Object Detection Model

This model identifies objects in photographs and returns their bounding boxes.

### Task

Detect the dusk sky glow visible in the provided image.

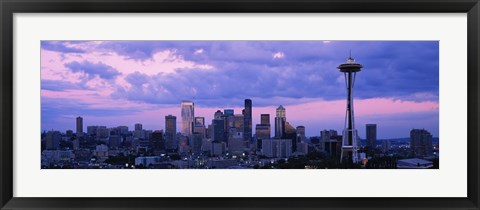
[41,41,439,139]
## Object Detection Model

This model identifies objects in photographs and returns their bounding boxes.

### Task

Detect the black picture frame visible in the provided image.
[1,0,479,209]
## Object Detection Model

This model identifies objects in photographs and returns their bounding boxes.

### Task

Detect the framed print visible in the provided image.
[1,0,479,209]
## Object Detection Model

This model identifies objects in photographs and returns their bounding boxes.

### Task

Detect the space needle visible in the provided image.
[337,52,363,163]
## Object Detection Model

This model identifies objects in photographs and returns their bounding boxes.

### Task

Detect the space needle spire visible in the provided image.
[337,53,363,163]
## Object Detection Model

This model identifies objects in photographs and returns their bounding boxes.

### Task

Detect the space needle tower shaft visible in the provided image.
[337,53,363,163]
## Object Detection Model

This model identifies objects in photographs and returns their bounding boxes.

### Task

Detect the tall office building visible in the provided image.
[321,129,338,141]
[190,133,203,155]
[410,129,433,158]
[296,126,306,143]
[284,121,297,152]
[151,130,165,152]
[117,126,129,135]
[165,115,177,150]
[255,124,270,140]
[194,117,205,126]
[275,105,286,138]
[244,99,252,142]
[194,117,206,138]
[228,132,246,156]
[212,118,225,143]
[366,124,377,149]
[224,109,234,116]
[134,123,142,131]
[256,114,271,150]
[45,131,61,150]
[234,114,244,133]
[181,101,194,135]
[261,114,270,125]
[96,126,108,138]
[224,110,235,127]
[261,139,292,158]
[214,110,223,120]
[87,126,98,136]
[76,116,83,136]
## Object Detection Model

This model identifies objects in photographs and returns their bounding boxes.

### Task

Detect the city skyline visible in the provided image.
[41,41,439,138]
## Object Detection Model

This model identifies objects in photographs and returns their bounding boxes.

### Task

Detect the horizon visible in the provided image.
[41,41,439,139]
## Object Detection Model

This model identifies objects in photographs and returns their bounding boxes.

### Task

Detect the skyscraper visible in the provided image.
[366,124,377,149]
[275,105,286,138]
[76,116,83,136]
[151,130,165,152]
[244,99,252,142]
[194,117,205,126]
[255,124,270,140]
[212,118,225,143]
[194,117,206,138]
[224,109,234,116]
[45,131,61,150]
[214,110,223,120]
[134,123,142,131]
[234,114,244,133]
[296,126,306,143]
[256,114,271,150]
[410,129,433,158]
[337,55,363,163]
[181,101,194,135]
[261,114,270,124]
[165,115,177,150]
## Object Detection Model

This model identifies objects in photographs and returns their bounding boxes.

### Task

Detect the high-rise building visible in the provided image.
[366,124,377,149]
[410,129,433,158]
[190,133,203,155]
[181,101,194,135]
[194,117,206,138]
[117,126,129,135]
[275,105,286,138]
[96,126,108,139]
[261,114,270,125]
[227,131,246,156]
[234,114,244,133]
[134,123,142,131]
[151,130,165,152]
[284,121,297,152]
[296,126,306,143]
[165,115,177,150]
[244,99,252,142]
[214,110,223,120]
[212,118,225,143]
[87,126,98,136]
[133,124,144,139]
[194,117,205,126]
[261,139,292,158]
[224,109,234,116]
[76,116,83,136]
[320,129,338,141]
[319,129,338,152]
[45,131,61,150]
[255,124,271,140]
[256,114,271,150]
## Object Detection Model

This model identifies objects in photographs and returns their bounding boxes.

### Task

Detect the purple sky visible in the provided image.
[41,41,439,138]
